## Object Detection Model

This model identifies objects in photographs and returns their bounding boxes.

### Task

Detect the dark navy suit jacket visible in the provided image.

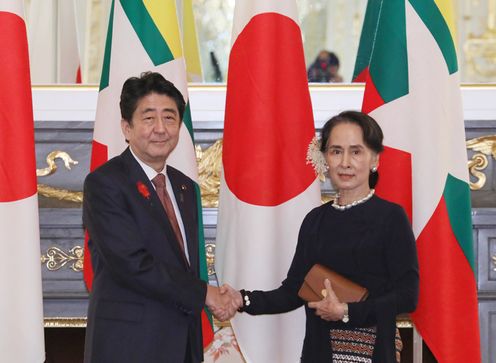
[83,147,206,363]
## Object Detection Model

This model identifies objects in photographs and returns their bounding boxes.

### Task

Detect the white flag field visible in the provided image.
[216,1,321,362]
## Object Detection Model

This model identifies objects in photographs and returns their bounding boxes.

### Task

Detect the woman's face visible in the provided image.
[325,122,378,198]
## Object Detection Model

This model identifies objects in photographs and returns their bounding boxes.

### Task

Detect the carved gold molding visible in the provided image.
[44,317,86,328]
[37,151,78,177]
[37,184,83,203]
[396,315,413,328]
[41,246,84,272]
[40,243,211,275]
[467,154,488,190]
[197,140,223,208]
[205,242,216,276]
[466,135,496,190]
[37,150,82,202]
[42,316,411,329]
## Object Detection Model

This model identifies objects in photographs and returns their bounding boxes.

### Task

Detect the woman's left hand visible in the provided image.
[308,279,347,321]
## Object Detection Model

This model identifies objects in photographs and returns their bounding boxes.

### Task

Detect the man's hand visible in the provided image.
[205,285,238,321]
[307,279,347,321]
[219,284,243,313]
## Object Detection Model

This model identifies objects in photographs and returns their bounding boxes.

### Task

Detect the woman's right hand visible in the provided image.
[308,279,347,321]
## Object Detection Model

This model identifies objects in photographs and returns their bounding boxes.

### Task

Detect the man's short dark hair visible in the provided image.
[120,71,186,123]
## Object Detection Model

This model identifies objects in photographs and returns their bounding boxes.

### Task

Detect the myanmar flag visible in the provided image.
[83,0,213,347]
[215,1,321,362]
[0,1,45,362]
[353,0,481,361]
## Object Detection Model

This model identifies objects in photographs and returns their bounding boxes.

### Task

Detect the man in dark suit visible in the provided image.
[83,72,234,363]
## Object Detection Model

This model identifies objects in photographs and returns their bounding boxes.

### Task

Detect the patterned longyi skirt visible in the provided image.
[330,327,403,363]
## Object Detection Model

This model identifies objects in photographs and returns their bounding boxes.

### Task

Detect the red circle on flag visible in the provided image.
[223,13,316,206]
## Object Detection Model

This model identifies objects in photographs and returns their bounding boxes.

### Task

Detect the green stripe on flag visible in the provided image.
[195,182,212,324]
[187,111,210,324]
[182,102,194,141]
[444,174,475,274]
[353,0,382,80]
[120,0,174,65]
[409,0,458,74]
[368,0,409,103]
[99,0,115,91]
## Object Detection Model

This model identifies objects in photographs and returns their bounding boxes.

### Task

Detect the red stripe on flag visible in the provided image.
[84,140,109,290]
[223,13,315,206]
[0,12,37,202]
[375,146,412,222]
[90,140,109,172]
[412,195,481,362]
[201,310,214,347]
[353,66,369,83]
[362,73,385,114]
[83,230,94,290]
[76,65,82,84]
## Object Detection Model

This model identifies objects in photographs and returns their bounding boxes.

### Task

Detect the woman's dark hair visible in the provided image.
[320,110,384,188]
[119,71,186,124]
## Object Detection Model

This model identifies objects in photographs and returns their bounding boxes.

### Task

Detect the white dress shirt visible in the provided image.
[129,147,190,263]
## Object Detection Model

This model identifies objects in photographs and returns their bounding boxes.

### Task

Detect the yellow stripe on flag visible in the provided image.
[434,0,457,45]
[143,0,183,59]
[182,0,203,81]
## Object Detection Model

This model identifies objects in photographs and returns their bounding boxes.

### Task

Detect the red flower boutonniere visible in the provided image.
[136,181,150,200]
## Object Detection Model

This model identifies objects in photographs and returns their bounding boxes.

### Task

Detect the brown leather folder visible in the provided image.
[298,264,369,303]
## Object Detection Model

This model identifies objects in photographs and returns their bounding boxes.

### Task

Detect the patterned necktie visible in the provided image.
[152,174,188,264]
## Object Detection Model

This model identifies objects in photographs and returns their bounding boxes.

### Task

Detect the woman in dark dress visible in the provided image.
[229,111,419,362]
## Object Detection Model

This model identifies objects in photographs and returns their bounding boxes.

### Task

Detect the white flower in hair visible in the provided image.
[306,136,328,182]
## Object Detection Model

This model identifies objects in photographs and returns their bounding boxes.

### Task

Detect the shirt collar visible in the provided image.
[129,146,166,182]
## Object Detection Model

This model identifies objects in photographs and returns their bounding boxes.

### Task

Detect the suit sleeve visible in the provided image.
[83,170,206,316]
[347,205,419,327]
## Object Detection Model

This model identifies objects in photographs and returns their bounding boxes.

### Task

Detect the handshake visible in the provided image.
[205,284,243,322]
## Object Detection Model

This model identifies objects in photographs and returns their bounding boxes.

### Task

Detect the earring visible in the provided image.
[371,166,377,173]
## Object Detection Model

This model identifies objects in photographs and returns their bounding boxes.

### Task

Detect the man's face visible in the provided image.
[121,92,181,171]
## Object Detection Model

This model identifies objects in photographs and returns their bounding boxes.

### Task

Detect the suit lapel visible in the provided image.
[121,148,189,269]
